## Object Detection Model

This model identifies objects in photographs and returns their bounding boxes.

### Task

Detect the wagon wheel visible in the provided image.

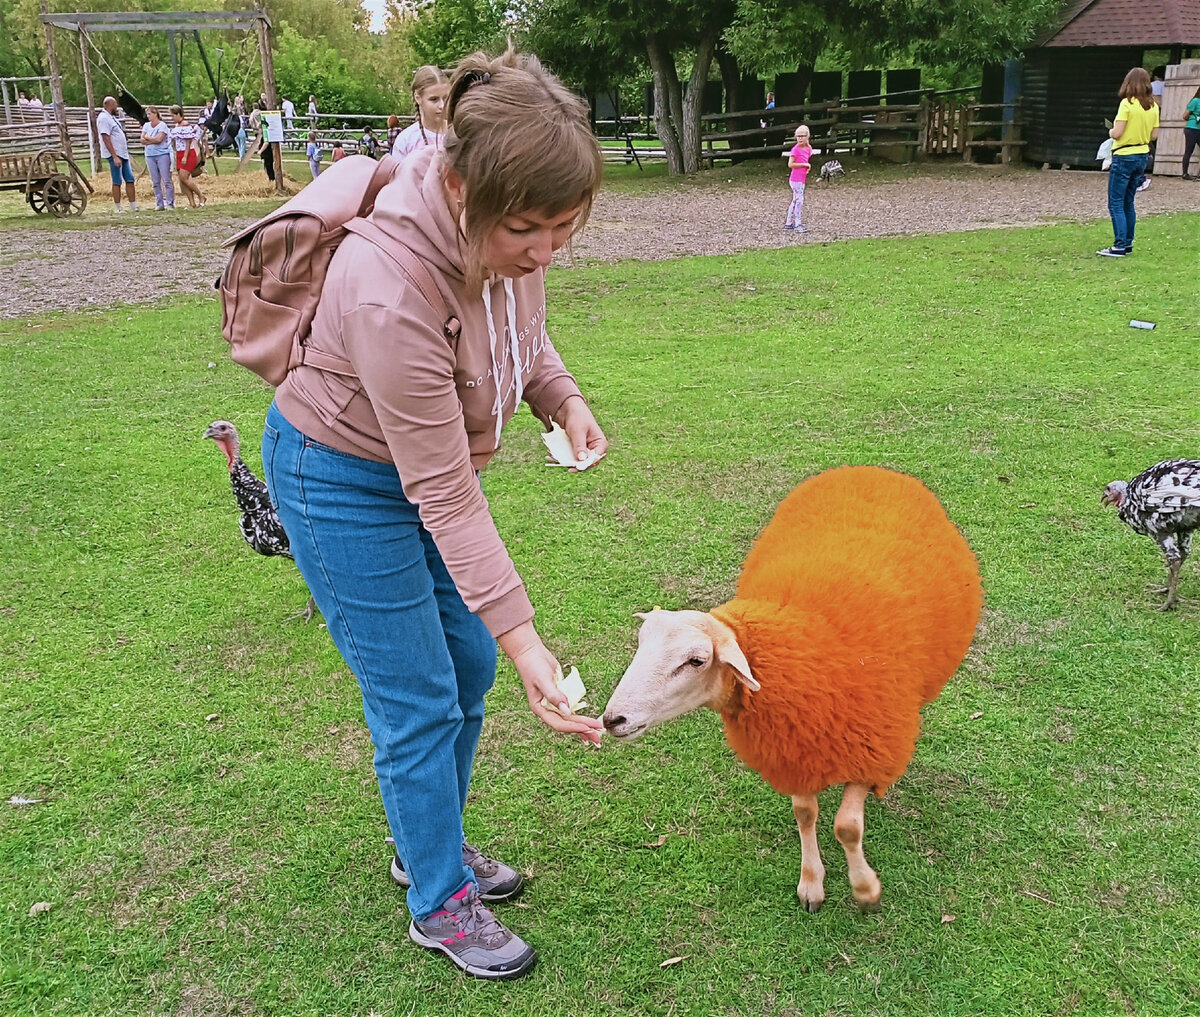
[44,174,87,217]
[27,181,49,214]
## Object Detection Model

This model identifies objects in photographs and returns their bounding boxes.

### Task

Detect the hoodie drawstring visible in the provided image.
[481,278,523,449]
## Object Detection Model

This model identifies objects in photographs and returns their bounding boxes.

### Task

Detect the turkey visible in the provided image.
[203,420,317,622]
[1102,459,1200,611]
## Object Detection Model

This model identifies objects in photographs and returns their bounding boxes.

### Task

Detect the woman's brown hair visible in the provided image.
[443,45,603,283]
[1119,67,1154,110]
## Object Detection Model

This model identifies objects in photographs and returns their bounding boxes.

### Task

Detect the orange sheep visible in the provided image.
[602,465,982,911]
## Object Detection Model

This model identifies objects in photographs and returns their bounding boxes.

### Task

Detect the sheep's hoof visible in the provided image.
[855,897,882,914]
[797,884,825,914]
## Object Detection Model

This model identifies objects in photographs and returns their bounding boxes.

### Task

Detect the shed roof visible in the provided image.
[1036,0,1200,47]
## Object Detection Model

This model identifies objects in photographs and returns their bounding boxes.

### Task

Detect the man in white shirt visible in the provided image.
[281,96,296,147]
[97,95,138,212]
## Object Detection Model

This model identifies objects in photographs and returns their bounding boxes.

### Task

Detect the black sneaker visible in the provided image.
[387,838,525,903]
[409,884,537,980]
[1096,246,1127,257]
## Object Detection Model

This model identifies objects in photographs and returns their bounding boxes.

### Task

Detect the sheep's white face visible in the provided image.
[602,610,759,740]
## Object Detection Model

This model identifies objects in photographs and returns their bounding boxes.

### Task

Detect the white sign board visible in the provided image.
[263,111,284,144]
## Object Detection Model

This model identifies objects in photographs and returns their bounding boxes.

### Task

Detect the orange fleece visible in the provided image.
[711,466,982,798]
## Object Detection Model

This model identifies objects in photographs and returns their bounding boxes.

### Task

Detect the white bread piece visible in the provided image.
[541,665,587,715]
[541,421,603,471]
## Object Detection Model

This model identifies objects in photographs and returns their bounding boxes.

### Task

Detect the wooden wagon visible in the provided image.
[0,147,91,216]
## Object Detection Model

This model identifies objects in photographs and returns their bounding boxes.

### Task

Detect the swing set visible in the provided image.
[38,5,286,193]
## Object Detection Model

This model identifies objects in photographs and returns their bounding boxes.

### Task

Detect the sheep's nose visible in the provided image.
[602,712,625,731]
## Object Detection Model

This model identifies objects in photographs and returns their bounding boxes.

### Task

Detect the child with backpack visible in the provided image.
[250,46,605,981]
[306,130,323,178]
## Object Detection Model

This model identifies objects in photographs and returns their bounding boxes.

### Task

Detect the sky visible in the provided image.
[361,0,388,33]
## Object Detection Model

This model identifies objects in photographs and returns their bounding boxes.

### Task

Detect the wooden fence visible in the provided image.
[0,105,417,175]
[700,88,1024,167]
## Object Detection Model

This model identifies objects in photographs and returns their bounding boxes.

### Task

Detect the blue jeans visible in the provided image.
[1108,153,1147,250]
[262,403,497,920]
[145,152,174,208]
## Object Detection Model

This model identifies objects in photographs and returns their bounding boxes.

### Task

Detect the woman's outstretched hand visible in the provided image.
[558,395,609,470]
[499,622,604,745]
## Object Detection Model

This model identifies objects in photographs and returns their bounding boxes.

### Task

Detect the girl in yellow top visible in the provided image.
[1098,67,1159,257]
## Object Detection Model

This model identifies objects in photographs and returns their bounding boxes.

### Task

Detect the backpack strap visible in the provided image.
[342,217,463,343]
[356,156,400,218]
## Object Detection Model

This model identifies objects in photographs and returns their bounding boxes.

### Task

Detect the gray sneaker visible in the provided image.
[409,884,537,980]
[387,838,525,903]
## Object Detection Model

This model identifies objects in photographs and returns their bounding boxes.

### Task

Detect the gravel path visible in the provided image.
[3,163,1197,320]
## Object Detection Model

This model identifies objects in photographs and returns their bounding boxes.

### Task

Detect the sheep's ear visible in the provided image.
[713,630,759,692]
[634,611,649,621]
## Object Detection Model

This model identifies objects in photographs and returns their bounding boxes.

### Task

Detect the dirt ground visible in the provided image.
[3,161,1198,320]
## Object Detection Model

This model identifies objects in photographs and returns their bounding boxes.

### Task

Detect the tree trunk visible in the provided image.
[716,46,739,113]
[646,33,684,175]
[716,43,751,159]
[681,31,718,174]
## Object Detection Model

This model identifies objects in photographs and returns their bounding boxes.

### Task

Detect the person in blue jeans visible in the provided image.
[1099,67,1160,258]
[260,46,606,981]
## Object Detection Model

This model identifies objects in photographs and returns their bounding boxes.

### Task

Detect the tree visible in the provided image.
[519,0,737,174]
[519,0,1063,174]
[18,0,399,113]
[408,0,511,68]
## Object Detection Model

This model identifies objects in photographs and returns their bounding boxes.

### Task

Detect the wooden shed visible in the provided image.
[1021,0,1200,168]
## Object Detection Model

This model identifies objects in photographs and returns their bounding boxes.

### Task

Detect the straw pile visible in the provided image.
[85,155,302,206]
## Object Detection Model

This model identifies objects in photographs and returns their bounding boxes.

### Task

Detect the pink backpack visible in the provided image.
[218,154,460,386]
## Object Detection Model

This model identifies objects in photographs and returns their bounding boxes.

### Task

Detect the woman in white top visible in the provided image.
[391,65,449,159]
[168,104,206,208]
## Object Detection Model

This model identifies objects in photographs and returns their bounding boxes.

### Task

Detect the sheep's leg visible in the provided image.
[834,783,882,912]
[792,793,825,913]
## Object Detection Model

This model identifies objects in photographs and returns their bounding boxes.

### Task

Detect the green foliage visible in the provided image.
[2,212,1200,1014]
[5,0,407,114]
[270,23,395,118]
[408,0,511,69]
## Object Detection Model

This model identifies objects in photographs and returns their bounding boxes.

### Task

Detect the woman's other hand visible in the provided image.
[499,621,604,745]
[558,395,609,469]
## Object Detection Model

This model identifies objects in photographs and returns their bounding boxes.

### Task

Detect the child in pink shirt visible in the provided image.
[785,125,812,231]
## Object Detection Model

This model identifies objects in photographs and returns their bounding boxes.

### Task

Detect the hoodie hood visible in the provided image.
[369,146,466,287]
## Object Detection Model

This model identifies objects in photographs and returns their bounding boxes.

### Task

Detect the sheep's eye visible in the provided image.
[687,657,706,668]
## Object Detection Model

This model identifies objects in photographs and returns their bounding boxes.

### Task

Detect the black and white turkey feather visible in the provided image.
[1103,458,1200,610]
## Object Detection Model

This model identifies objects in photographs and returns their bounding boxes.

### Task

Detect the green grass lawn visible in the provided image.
[2,215,1199,1016]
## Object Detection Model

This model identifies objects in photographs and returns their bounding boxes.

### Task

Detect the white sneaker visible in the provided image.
[113,205,124,213]
[1136,177,1151,192]
[128,201,139,211]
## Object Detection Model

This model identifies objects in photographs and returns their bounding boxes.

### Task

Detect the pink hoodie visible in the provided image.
[274,147,583,637]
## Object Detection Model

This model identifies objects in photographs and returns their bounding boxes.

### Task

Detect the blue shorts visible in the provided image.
[106,155,135,185]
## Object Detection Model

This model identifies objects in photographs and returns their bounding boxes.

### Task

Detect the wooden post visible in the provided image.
[962,105,974,163]
[254,1,284,194]
[78,26,100,176]
[39,0,74,160]
[1002,101,1022,166]
[168,31,184,107]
